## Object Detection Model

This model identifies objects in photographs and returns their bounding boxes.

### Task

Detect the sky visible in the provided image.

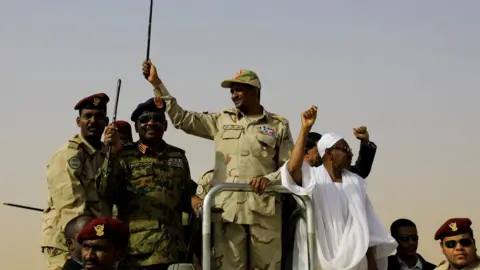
[0,0,479,269]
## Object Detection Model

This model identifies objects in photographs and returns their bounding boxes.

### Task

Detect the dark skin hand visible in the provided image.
[249,176,270,194]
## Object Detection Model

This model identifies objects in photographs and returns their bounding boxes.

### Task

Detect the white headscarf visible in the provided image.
[317,133,343,158]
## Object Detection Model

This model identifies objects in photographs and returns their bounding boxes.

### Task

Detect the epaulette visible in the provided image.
[167,144,186,155]
[67,137,82,150]
[222,108,236,114]
[201,169,214,179]
[269,113,289,124]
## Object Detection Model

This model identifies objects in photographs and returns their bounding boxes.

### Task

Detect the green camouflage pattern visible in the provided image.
[97,141,195,266]
[220,69,261,89]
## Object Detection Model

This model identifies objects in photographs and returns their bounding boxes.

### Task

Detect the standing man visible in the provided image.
[42,93,113,270]
[304,127,377,178]
[434,218,479,270]
[142,61,294,269]
[388,218,435,270]
[100,98,202,270]
[78,217,130,270]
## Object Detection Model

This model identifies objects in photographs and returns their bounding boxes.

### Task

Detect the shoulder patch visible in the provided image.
[269,113,289,124]
[68,156,81,169]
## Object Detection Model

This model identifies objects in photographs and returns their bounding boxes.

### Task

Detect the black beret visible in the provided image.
[74,93,109,111]
[131,97,166,122]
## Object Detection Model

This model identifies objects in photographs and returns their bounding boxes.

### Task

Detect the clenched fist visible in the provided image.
[353,126,369,142]
[301,105,318,130]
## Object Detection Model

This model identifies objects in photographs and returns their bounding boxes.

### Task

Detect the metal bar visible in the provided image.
[201,183,316,270]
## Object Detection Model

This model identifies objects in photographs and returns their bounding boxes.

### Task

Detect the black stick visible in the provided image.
[3,203,43,212]
[104,79,122,178]
[146,0,153,61]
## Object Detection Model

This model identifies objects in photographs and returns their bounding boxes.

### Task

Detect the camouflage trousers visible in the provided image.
[212,221,282,270]
[42,246,69,270]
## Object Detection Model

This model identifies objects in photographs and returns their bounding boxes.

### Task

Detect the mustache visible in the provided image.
[84,259,99,266]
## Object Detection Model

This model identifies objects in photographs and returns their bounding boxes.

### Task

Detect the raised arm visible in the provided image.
[142,60,220,140]
[287,106,318,184]
[349,126,377,178]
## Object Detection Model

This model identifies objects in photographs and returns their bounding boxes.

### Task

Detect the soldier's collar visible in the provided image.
[77,135,107,155]
[223,107,272,122]
[137,141,169,155]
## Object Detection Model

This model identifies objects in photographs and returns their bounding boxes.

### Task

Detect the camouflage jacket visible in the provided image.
[97,141,197,266]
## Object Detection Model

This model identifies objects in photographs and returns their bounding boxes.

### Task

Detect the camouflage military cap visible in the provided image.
[74,93,110,111]
[77,217,129,249]
[221,69,261,90]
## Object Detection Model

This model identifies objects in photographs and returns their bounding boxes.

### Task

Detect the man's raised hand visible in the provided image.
[353,126,370,142]
[104,123,122,156]
[142,60,162,86]
[301,105,318,130]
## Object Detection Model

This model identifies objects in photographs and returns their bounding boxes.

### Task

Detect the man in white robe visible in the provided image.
[281,106,397,270]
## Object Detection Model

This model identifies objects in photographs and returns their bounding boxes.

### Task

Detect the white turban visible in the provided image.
[317,133,343,158]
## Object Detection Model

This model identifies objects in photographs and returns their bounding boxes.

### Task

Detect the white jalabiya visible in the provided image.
[281,133,397,270]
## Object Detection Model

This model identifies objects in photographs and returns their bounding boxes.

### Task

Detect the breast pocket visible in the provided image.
[129,164,155,195]
[253,133,278,160]
[218,129,242,153]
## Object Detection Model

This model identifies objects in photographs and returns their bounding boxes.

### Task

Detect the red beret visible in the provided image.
[74,93,110,111]
[77,217,129,248]
[114,120,131,130]
[434,218,472,240]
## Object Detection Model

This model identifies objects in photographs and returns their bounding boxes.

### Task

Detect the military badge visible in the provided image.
[168,158,184,168]
[94,224,105,236]
[258,126,278,137]
[68,156,81,169]
[93,97,100,106]
[449,222,458,232]
[233,69,244,79]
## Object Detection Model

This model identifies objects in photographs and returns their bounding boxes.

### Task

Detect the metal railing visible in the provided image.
[201,183,316,270]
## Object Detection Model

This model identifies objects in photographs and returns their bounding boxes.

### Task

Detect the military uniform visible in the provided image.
[434,218,479,270]
[196,169,214,200]
[41,93,112,270]
[152,70,294,269]
[97,98,198,269]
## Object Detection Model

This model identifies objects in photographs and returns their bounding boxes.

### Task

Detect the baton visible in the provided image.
[3,203,43,212]
[146,0,153,61]
[104,79,122,178]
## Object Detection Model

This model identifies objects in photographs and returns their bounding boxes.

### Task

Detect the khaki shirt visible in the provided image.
[196,169,214,200]
[41,135,112,250]
[153,84,294,225]
[435,259,480,270]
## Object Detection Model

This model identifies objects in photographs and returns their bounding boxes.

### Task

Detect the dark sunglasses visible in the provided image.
[444,238,473,249]
[137,112,166,124]
[398,235,419,242]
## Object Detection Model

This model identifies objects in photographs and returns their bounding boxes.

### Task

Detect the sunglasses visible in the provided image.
[137,112,166,124]
[398,235,419,242]
[444,238,473,249]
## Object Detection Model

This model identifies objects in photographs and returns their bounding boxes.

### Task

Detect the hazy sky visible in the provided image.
[1,1,479,269]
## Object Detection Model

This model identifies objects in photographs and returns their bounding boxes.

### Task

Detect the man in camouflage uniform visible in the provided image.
[41,93,113,270]
[142,60,294,270]
[434,218,480,270]
[99,97,202,270]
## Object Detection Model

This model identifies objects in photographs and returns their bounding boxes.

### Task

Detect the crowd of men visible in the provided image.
[40,60,480,270]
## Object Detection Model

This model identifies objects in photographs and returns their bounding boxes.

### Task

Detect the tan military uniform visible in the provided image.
[435,259,480,270]
[196,169,213,200]
[41,135,113,270]
[153,84,293,270]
